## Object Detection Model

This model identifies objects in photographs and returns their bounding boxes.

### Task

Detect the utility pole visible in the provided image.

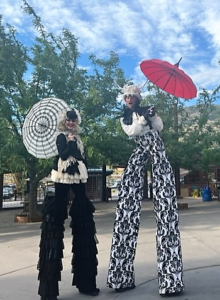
[101,164,107,202]
[0,174,3,211]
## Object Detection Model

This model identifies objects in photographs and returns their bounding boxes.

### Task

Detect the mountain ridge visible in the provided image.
[184,104,220,120]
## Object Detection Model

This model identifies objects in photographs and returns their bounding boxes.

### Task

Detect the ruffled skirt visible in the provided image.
[69,195,99,293]
[37,190,98,298]
[37,197,66,298]
[51,160,88,184]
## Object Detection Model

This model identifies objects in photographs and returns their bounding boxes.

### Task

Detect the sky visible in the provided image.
[1,0,220,102]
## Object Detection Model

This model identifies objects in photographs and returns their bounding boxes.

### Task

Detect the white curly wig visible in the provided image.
[57,108,82,134]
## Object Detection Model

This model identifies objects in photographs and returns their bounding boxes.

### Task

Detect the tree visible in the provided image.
[0,2,128,216]
[81,52,130,167]
[0,2,87,218]
[180,88,220,184]
[140,83,192,196]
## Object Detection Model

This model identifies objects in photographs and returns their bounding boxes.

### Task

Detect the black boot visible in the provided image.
[79,288,100,296]
[41,297,58,300]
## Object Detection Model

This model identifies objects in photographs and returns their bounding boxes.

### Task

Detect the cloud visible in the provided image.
[0,0,220,92]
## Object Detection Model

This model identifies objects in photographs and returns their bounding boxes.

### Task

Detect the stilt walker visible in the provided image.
[22,99,99,300]
[107,84,184,296]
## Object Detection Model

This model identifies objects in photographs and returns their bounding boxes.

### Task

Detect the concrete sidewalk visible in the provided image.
[0,197,220,300]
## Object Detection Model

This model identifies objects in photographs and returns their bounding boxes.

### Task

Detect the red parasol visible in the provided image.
[140,58,197,99]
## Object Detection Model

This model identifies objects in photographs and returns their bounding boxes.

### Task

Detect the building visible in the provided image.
[181,165,220,197]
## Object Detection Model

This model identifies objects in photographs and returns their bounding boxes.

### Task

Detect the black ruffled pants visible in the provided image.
[37,182,98,299]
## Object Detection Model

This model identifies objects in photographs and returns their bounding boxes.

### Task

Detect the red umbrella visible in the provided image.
[140,58,197,99]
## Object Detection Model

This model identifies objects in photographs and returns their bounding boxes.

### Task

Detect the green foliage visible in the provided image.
[1,1,220,215]
[0,3,87,215]
[0,2,127,215]
[141,84,190,168]
[80,51,127,166]
[177,88,220,173]
[141,82,220,173]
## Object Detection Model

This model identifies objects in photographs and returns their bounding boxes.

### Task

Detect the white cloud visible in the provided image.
[0,0,220,92]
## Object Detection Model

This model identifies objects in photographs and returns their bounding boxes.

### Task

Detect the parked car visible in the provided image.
[4,184,16,195]
[3,187,14,200]
[108,181,121,190]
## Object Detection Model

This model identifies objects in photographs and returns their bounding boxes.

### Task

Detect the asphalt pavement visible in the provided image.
[0,197,220,300]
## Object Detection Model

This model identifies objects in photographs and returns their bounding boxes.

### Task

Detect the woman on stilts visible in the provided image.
[107,84,184,296]
[37,108,100,300]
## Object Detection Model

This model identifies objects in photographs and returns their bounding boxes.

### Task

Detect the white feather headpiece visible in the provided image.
[115,82,144,101]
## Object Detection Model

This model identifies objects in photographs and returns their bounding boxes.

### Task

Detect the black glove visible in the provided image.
[134,106,154,129]
[147,105,156,117]
[122,105,133,125]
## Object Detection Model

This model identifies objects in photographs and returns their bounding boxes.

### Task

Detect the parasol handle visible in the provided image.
[175,57,182,67]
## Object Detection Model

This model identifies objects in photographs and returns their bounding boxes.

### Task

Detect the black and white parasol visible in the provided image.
[22,97,70,158]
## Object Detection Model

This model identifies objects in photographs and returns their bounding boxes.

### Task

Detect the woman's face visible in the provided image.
[124,94,139,109]
[64,118,76,130]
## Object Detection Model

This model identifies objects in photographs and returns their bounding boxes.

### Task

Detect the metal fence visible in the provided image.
[1,188,44,211]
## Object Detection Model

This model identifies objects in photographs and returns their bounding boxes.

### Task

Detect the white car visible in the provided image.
[3,187,14,200]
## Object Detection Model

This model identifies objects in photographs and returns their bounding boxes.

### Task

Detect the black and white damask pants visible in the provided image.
[107,130,184,295]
